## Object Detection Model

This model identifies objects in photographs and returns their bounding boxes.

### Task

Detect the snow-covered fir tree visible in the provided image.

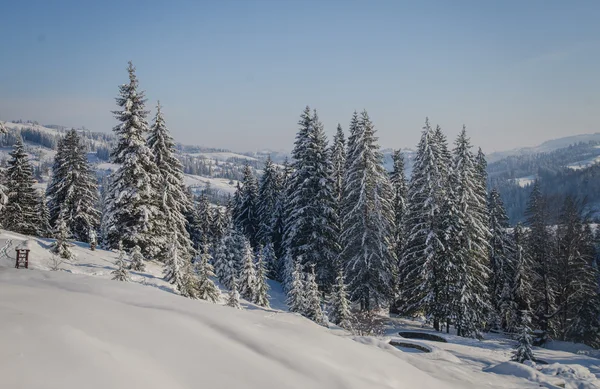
[340,110,396,311]
[389,148,408,306]
[147,102,194,262]
[400,119,447,329]
[112,248,131,282]
[102,62,164,259]
[52,211,74,260]
[164,233,200,299]
[194,243,221,303]
[210,206,229,252]
[287,261,305,314]
[46,129,100,242]
[128,245,146,272]
[525,180,556,336]
[262,242,278,280]
[226,277,242,309]
[509,223,532,332]
[191,193,213,249]
[3,138,41,235]
[330,123,346,203]
[253,245,270,307]
[239,238,257,300]
[256,156,280,246]
[445,127,490,338]
[89,228,97,251]
[329,267,352,328]
[36,195,53,238]
[488,188,514,328]
[234,163,260,247]
[282,107,339,291]
[270,159,291,276]
[213,228,246,289]
[512,309,535,363]
[304,265,328,326]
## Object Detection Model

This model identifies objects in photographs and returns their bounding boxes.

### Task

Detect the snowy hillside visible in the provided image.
[1,231,599,389]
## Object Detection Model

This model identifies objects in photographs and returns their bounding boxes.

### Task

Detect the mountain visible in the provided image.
[487,132,600,163]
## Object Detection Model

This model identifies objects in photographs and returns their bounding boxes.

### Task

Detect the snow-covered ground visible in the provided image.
[187,151,258,162]
[183,174,239,195]
[567,155,600,170]
[0,231,598,389]
[513,175,536,188]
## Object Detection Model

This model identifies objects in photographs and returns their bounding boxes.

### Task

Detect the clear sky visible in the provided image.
[1,0,599,153]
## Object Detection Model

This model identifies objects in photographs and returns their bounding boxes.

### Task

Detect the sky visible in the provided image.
[1,0,599,154]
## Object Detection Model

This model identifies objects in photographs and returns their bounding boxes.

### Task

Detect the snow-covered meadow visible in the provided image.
[1,231,598,389]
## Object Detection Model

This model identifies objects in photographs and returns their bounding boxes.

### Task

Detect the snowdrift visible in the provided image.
[0,268,452,389]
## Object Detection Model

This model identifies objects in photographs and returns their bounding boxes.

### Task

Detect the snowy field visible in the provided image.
[0,231,599,389]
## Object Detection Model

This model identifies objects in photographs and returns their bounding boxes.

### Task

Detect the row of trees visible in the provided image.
[229,108,600,346]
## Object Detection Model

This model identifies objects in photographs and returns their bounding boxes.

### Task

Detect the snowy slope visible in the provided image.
[1,231,599,389]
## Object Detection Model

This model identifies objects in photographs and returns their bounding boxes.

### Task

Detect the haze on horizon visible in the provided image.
[1,0,598,154]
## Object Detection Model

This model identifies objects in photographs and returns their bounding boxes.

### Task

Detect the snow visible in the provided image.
[513,175,536,188]
[187,151,258,162]
[0,231,599,389]
[183,174,239,195]
[567,155,600,170]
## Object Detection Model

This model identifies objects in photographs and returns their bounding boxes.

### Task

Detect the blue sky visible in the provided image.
[1,0,599,153]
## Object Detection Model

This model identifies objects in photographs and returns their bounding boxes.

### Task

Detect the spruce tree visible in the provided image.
[52,211,74,260]
[330,123,346,203]
[390,149,408,310]
[253,246,271,307]
[256,156,280,246]
[340,110,396,311]
[488,188,514,327]
[102,62,164,258]
[147,102,194,262]
[37,195,53,238]
[226,278,242,309]
[304,265,328,326]
[262,242,278,280]
[287,261,305,314]
[329,267,352,328]
[164,235,200,299]
[445,127,491,338]
[89,228,97,251]
[194,193,213,249]
[525,180,556,336]
[112,248,131,282]
[213,228,245,289]
[400,119,446,328]
[271,161,290,275]
[46,129,100,242]
[128,245,146,272]
[194,243,221,303]
[234,163,260,247]
[239,238,257,300]
[510,223,532,332]
[3,138,41,235]
[283,107,339,290]
[512,310,535,363]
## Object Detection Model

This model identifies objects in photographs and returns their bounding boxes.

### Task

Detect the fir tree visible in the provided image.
[52,211,74,260]
[213,228,246,289]
[89,228,97,251]
[287,261,305,314]
[226,278,242,309]
[37,195,53,238]
[256,156,280,246]
[164,233,200,299]
[194,243,221,303]
[147,102,194,262]
[46,129,100,242]
[330,123,346,203]
[488,188,514,327]
[234,164,260,247]
[340,110,396,311]
[510,223,532,332]
[112,248,131,282]
[329,267,352,328]
[512,310,535,363]
[102,62,164,259]
[128,245,146,272]
[283,107,339,290]
[262,242,278,280]
[390,149,408,308]
[400,119,446,329]
[3,138,41,235]
[525,180,556,336]
[239,238,257,300]
[445,127,490,338]
[304,265,328,326]
[193,193,213,249]
[253,245,270,307]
